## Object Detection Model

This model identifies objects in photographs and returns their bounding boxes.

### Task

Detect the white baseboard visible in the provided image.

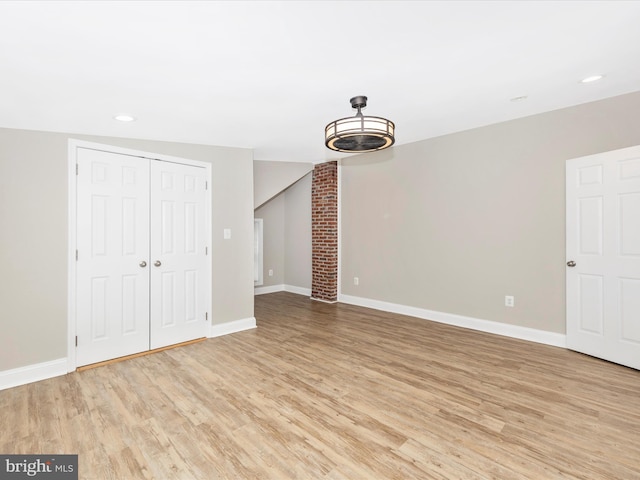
[311,296,338,304]
[284,285,311,296]
[0,358,68,391]
[338,294,567,348]
[254,284,285,295]
[208,317,257,338]
[254,284,311,297]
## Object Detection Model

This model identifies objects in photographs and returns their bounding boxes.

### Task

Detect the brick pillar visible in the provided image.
[311,161,338,302]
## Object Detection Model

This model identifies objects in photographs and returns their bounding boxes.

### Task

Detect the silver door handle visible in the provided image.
[154,260,162,267]
[139,261,147,268]
[567,261,576,267]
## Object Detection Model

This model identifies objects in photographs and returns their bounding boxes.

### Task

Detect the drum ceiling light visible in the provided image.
[325,96,395,153]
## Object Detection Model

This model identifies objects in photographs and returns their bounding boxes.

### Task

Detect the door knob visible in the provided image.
[154,260,162,267]
[139,261,147,268]
[567,261,576,267]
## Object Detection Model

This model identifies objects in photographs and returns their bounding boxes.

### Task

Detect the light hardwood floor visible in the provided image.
[1,292,639,479]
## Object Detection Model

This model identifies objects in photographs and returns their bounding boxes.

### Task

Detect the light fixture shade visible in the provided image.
[325,96,395,153]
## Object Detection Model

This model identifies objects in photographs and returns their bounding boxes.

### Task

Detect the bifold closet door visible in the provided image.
[76,148,150,366]
[149,160,208,349]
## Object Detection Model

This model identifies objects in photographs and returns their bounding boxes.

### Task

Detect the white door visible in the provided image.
[150,161,208,349]
[566,145,640,370]
[76,148,150,366]
[75,148,210,366]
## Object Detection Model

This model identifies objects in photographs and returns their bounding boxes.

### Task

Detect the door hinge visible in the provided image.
[205,312,208,321]
[76,250,78,261]
[76,164,78,175]
[205,181,208,190]
[205,246,208,255]
[75,336,78,347]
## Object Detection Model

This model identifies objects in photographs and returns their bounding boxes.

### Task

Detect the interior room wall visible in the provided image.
[0,127,254,372]
[254,192,285,287]
[253,160,313,208]
[284,173,312,291]
[253,173,312,294]
[340,90,640,334]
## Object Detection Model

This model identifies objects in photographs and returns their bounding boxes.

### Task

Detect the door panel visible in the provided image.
[150,161,208,349]
[620,193,640,255]
[620,278,640,343]
[578,274,603,335]
[76,148,150,366]
[566,145,640,370]
[577,196,602,255]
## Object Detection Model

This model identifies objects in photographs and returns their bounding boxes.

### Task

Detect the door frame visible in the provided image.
[67,139,212,372]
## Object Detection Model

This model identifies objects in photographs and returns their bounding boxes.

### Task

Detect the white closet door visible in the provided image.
[76,148,150,366]
[566,145,640,370]
[150,161,208,349]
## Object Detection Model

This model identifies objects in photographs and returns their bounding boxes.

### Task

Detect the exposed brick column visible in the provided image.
[311,161,338,302]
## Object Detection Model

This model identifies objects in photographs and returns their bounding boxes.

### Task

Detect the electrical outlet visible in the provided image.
[505,295,515,307]
[354,277,359,286]
[268,269,273,277]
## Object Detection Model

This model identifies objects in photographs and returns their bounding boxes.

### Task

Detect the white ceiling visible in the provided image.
[1,1,640,164]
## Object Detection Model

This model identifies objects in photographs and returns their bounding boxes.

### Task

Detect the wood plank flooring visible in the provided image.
[1,291,639,479]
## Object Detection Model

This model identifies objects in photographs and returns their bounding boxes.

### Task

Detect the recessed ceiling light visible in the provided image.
[580,75,605,84]
[510,95,528,102]
[113,114,136,122]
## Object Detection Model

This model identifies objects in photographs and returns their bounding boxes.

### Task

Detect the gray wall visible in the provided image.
[341,91,640,334]
[0,127,254,372]
[253,173,312,292]
[253,160,313,208]
[254,192,285,287]
[284,173,312,290]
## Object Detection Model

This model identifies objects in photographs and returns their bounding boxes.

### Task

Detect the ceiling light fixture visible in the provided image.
[113,114,136,122]
[325,96,395,153]
[580,75,604,84]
